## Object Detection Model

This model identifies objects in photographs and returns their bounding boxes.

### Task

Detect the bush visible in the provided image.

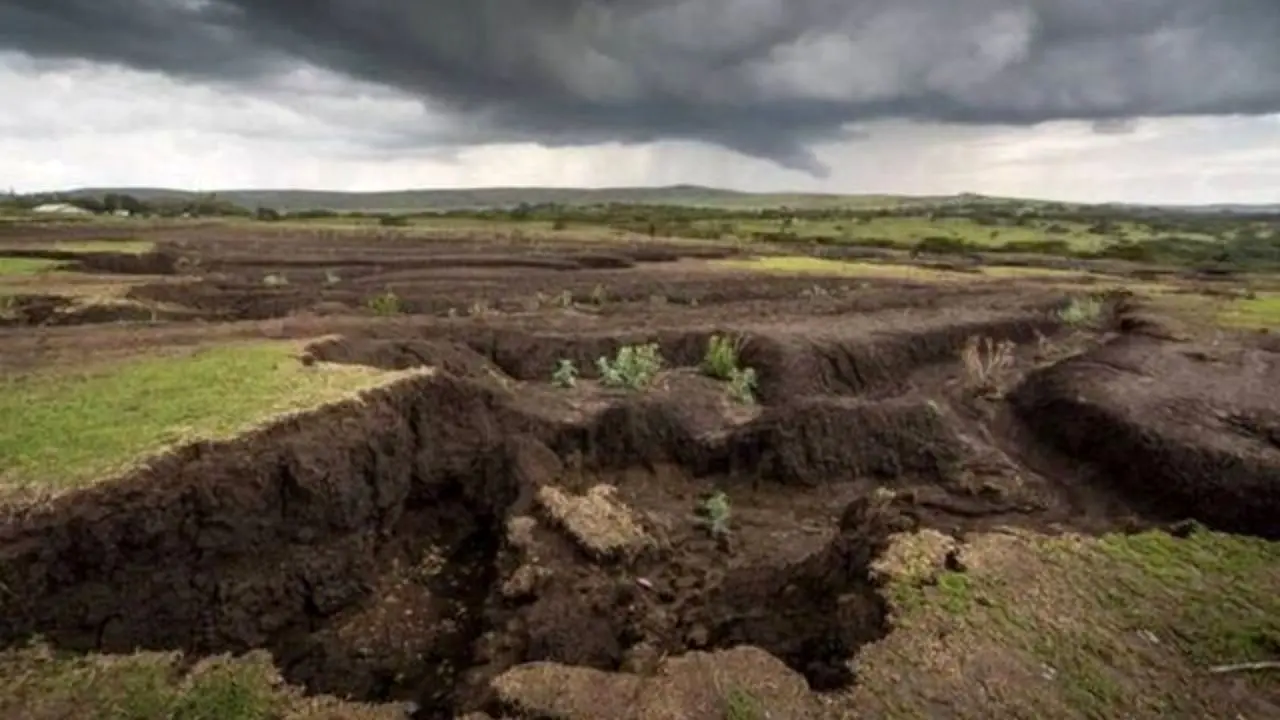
[552,359,578,389]
[700,491,731,537]
[727,367,758,405]
[596,343,663,390]
[913,236,974,256]
[702,334,744,380]
[1058,296,1103,327]
[379,215,410,227]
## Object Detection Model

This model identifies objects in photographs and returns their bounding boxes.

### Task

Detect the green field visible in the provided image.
[0,342,420,493]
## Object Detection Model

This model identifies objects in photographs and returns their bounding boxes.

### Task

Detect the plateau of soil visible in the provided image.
[1,223,1277,719]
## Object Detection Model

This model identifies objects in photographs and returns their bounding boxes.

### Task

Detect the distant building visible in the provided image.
[31,203,92,215]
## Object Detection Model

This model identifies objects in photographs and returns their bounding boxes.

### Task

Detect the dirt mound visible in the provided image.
[0,295,191,327]
[491,646,817,720]
[70,251,179,275]
[744,313,1059,402]
[308,337,508,380]
[725,397,965,485]
[1011,335,1280,538]
[0,294,74,326]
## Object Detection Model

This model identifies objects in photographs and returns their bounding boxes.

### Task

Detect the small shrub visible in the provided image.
[366,290,402,316]
[469,300,491,317]
[557,289,574,308]
[700,491,731,537]
[727,367,758,405]
[961,336,1016,396]
[378,215,410,227]
[1058,296,1103,327]
[552,359,578,389]
[590,283,608,306]
[702,334,744,380]
[262,273,288,287]
[596,343,663,390]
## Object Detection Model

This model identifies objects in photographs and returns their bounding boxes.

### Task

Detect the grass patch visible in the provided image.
[0,257,62,276]
[0,643,401,720]
[1146,290,1280,331]
[0,341,421,493]
[50,239,155,255]
[700,215,1138,252]
[721,686,763,719]
[717,256,964,281]
[718,255,1092,283]
[852,527,1280,719]
[1218,292,1280,329]
[1058,295,1104,327]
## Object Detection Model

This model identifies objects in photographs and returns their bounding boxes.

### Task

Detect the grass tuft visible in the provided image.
[1058,296,1104,327]
[702,334,745,380]
[365,289,403,315]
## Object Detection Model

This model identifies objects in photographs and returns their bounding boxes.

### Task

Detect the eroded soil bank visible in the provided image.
[3,314,1276,718]
[0,364,936,716]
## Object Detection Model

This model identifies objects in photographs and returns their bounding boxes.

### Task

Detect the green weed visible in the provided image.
[1058,296,1103,327]
[722,686,761,720]
[366,290,403,316]
[552,359,579,389]
[596,343,663,390]
[702,334,745,380]
[727,367,758,405]
[701,491,732,537]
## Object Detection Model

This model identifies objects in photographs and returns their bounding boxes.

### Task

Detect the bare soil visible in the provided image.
[1,223,1277,718]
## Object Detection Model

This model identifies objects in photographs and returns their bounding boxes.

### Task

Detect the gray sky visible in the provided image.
[2,0,1280,203]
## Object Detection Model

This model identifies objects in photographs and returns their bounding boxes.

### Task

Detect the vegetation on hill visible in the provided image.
[4,186,1278,271]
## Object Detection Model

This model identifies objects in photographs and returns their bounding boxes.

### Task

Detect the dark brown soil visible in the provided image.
[1011,334,1280,539]
[1,221,1277,718]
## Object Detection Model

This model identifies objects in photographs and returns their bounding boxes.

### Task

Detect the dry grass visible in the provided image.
[960,335,1016,396]
[536,484,654,558]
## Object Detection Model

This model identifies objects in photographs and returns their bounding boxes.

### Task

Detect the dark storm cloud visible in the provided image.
[2,0,1279,175]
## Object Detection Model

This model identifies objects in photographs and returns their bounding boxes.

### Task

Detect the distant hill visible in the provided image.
[54,185,1280,214]
[63,185,956,213]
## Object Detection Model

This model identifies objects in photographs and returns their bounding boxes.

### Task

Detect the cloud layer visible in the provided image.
[2,1,1279,174]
